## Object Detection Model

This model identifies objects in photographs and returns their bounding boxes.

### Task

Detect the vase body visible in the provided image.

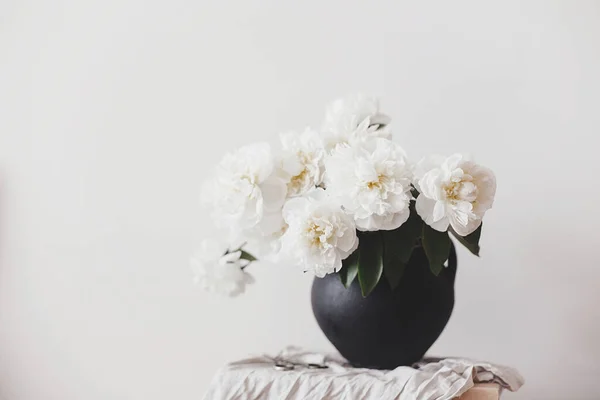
[311,244,457,369]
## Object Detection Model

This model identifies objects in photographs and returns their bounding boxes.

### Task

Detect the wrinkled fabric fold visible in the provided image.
[202,347,524,400]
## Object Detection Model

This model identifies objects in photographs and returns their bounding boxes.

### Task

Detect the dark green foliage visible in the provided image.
[357,233,384,297]
[422,225,451,276]
[450,223,482,256]
[339,249,360,288]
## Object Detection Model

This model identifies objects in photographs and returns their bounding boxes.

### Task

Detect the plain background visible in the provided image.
[1,1,600,399]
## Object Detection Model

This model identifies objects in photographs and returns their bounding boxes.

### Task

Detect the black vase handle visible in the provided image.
[445,242,458,287]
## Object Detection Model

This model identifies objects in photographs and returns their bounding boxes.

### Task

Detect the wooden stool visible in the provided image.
[459,383,501,400]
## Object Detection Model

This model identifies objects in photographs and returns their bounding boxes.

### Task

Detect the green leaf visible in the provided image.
[239,250,257,262]
[410,185,420,198]
[383,257,406,290]
[422,225,451,276]
[450,223,482,256]
[385,211,423,264]
[338,249,360,288]
[382,230,409,290]
[357,233,384,297]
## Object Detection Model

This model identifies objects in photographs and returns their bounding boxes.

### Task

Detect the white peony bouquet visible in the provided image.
[192,94,496,297]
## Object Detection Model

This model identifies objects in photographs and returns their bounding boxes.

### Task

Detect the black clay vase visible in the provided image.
[311,243,457,369]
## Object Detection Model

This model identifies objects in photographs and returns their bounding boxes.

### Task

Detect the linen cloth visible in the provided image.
[202,347,524,400]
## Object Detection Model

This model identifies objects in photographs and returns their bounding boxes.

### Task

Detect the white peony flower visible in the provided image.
[321,94,391,151]
[414,154,496,236]
[278,129,326,197]
[325,138,413,231]
[191,239,254,297]
[203,143,287,242]
[281,189,358,277]
[245,221,288,263]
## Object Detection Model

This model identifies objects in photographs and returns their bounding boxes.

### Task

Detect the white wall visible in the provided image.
[1,1,599,399]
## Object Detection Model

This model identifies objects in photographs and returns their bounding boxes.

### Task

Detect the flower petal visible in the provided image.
[432,200,446,222]
[450,215,482,236]
[416,195,449,232]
